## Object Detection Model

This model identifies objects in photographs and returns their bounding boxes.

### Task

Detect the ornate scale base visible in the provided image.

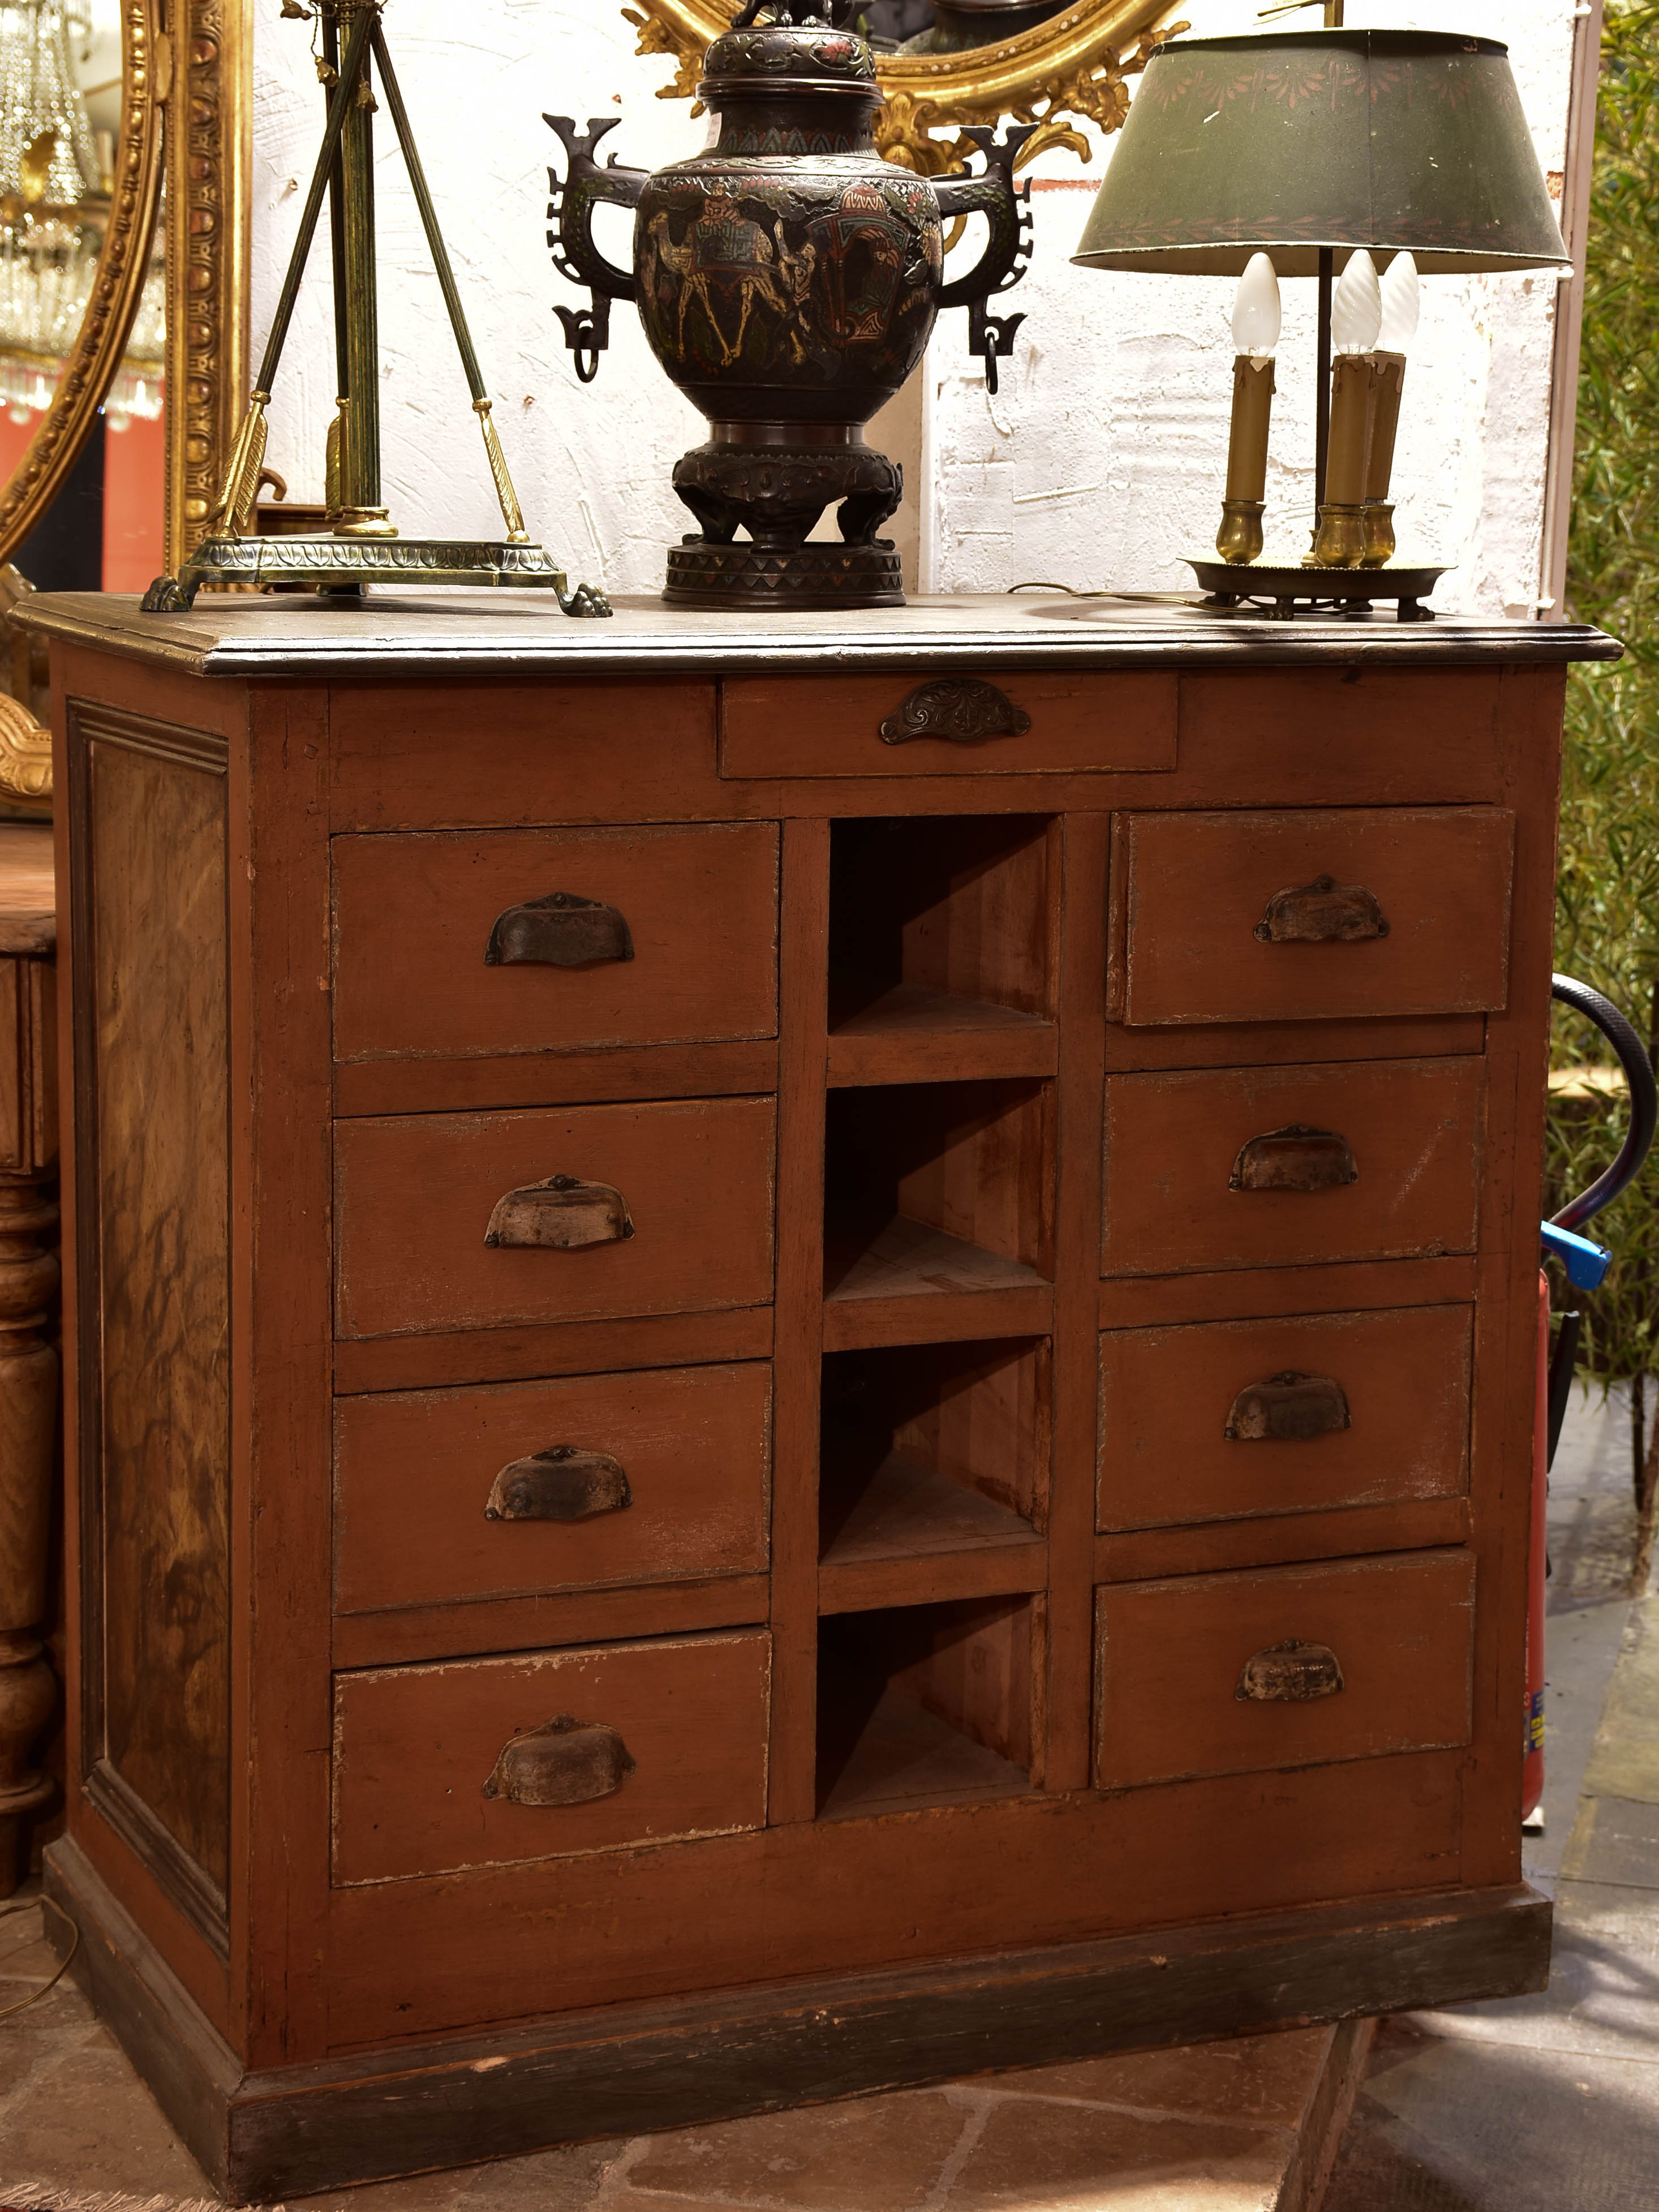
[1187,558,1447,625]
[664,539,904,611]
[141,536,613,615]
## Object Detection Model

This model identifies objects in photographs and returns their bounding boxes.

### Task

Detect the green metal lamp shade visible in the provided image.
[1073,29,1568,278]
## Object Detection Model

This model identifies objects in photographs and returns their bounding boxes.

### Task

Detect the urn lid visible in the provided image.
[699,2,879,105]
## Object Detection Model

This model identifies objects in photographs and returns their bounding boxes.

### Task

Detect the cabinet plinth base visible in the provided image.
[46,1835,1549,2205]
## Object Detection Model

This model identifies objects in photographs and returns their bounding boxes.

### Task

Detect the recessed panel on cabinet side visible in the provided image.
[67,705,231,1935]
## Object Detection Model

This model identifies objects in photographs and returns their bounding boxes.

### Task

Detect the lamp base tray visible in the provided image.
[1186,558,1446,624]
[141,536,612,617]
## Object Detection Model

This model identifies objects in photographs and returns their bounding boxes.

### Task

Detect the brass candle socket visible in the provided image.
[1305,502,1368,569]
[1360,501,1396,568]
[1216,497,1266,565]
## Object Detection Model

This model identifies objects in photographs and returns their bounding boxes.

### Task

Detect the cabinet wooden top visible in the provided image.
[14,590,1620,683]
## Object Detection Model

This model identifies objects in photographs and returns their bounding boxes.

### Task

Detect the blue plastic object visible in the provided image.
[1540,1219,1613,1291]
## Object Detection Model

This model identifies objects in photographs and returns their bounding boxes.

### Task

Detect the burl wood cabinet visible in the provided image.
[22,591,1614,2200]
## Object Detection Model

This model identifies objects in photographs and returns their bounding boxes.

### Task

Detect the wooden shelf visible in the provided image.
[827,981,1058,1087]
[822,1215,1053,1351]
[816,1677,1034,1823]
[819,1450,1046,1614]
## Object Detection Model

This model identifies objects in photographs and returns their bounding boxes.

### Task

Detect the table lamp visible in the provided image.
[1072,22,1569,619]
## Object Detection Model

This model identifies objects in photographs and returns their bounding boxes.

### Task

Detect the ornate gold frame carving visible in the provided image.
[0,0,166,564]
[624,0,1182,172]
[164,0,253,575]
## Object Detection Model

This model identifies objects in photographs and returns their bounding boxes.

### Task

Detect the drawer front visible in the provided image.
[335,1096,776,1338]
[1098,1305,1471,1532]
[720,671,1177,779]
[332,1629,771,1883]
[1111,806,1514,1027]
[1102,1056,1482,1277]
[332,823,780,1062]
[335,1362,772,1613]
[1094,1549,1474,1788]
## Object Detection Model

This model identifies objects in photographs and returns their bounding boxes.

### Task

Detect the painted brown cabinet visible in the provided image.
[23,591,1614,2200]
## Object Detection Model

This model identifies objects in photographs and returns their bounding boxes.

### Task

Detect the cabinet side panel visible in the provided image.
[72,705,231,1917]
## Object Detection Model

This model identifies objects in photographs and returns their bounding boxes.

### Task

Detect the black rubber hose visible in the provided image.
[1549,973,1659,1230]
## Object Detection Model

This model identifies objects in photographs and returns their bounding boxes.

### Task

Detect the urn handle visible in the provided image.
[935,124,1038,394]
[482,1715,636,1806]
[485,892,634,968]
[545,115,644,381]
[1229,1125,1359,1193]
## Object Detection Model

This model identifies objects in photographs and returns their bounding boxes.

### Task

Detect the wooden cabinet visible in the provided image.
[25,593,1613,2200]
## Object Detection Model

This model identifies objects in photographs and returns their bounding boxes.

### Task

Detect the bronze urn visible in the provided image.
[547,0,1033,609]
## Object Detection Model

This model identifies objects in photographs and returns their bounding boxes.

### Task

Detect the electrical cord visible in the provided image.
[0,1893,79,2021]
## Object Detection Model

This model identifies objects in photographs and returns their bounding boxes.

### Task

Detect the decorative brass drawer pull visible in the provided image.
[484,1174,635,1248]
[1236,1640,1346,1703]
[1254,875,1389,944]
[485,1446,631,1522]
[484,891,634,968]
[1224,1371,1351,1443]
[482,1715,636,1806]
[879,677,1031,747]
[1230,1124,1358,1192]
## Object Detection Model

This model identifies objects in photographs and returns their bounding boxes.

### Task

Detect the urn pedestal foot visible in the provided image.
[665,539,904,609]
[665,433,905,610]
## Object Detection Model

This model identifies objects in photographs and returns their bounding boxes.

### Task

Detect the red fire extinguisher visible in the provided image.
[1528,976,1657,1821]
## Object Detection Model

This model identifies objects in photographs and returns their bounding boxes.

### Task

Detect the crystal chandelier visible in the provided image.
[0,0,158,429]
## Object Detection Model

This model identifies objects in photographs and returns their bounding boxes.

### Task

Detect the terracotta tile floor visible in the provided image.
[0,1908,1344,2212]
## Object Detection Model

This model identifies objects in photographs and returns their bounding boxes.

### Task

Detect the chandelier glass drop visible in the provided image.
[0,0,124,424]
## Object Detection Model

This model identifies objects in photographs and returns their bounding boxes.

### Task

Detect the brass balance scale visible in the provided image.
[143,0,608,615]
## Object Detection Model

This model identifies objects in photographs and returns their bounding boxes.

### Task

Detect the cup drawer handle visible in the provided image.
[1230,1124,1358,1192]
[1224,1371,1351,1443]
[485,1446,631,1522]
[1254,874,1389,944]
[482,1715,636,1806]
[1236,1640,1346,1703]
[879,677,1031,747]
[484,892,634,967]
[484,1174,635,1248]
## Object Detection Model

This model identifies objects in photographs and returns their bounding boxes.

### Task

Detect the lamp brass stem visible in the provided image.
[334,0,387,528]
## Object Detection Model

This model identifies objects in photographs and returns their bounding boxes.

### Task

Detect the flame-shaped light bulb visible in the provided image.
[1230,253,1280,359]
[1378,253,1420,354]
[1331,250,1382,354]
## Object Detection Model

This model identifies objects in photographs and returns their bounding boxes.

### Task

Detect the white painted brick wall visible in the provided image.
[251,0,1579,612]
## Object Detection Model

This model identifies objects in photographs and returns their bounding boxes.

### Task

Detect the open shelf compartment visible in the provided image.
[816,1595,1043,1821]
[819,1338,1048,1611]
[823,1080,1054,1329]
[827,817,1056,1085]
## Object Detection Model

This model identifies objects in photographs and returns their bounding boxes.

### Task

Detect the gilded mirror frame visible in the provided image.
[0,0,166,564]
[0,0,250,806]
[625,0,1182,171]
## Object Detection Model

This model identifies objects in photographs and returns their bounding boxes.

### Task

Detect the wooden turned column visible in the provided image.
[0,821,58,1895]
